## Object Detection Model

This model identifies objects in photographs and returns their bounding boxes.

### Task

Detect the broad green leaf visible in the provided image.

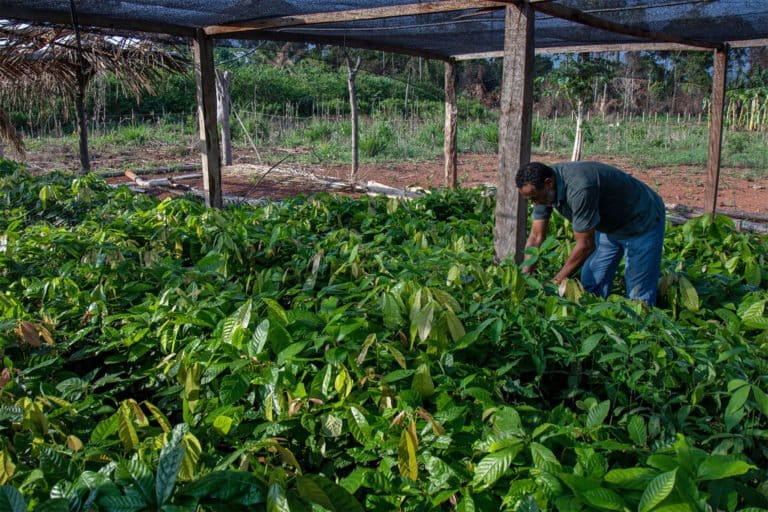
[97,494,148,512]
[156,425,187,505]
[745,261,762,286]
[677,276,699,312]
[179,471,266,504]
[752,385,768,417]
[382,293,403,330]
[638,469,676,512]
[471,446,521,488]
[579,334,602,357]
[582,487,626,510]
[530,442,561,472]
[412,363,435,398]
[277,341,307,365]
[586,400,610,428]
[220,374,249,405]
[604,467,659,490]
[0,485,25,512]
[248,319,270,357]
[425,456,458,489]
[725,384,750,431]
[223,299,252,346]
[398,423,419,481]
[267,483,290,512]
[415,302,435,342]
[697,455,755,480]
[296,475,363,512]
[179,433,202,481]
[355,333,376,366]
[457,495,475,512]
[262,298,289,327]
[628,415,648,446]
[445,308,466,341]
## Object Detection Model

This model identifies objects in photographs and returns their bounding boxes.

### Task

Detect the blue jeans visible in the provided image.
[580,215,665,306]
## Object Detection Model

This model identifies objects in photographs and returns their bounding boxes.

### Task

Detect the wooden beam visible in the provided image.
[530,1,721,51]
[454,41,712,60]
[231,30,450,61]
[2,5,194,37]
[729,39,768,49]
[494,3,535,264]
[193,29,223,209]
[444,60,458,188]
[204,0,508,36]
[704,46,728,216]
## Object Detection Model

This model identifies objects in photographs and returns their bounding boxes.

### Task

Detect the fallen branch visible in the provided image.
[100,164,200,178]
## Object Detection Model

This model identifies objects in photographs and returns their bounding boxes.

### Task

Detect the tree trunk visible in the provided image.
[216,70,233,165]
[444,60,458,188]
[571,100,584,161]
[69,0,90,173]
[346,54,362,183]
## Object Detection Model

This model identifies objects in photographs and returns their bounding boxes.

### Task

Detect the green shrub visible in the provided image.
[360,123,394,157]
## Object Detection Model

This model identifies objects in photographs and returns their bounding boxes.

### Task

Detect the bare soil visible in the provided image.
[26,146,768,214]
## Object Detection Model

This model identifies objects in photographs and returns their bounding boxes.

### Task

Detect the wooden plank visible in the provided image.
[704,46,728,216]
[204,0,507,36]
[531,1,721,50]
[444,60,458,188]
[2,5,194,37]
[193,29,223,208]
[494,4,535,264]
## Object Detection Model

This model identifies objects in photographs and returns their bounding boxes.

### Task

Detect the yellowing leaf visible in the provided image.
[66,435,83,452]
[0,448,15,485]
[398,422,419,481]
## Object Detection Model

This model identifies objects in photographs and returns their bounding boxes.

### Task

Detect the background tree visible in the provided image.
[0,22,186,170]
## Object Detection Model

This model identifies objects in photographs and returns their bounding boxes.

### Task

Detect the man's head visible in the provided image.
[516,162,557,206]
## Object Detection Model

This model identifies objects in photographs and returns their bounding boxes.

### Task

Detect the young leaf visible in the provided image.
[638,469,676,512]
[398,423,419,481]
[677,276,699,312]
[412,363,435,398]
[0,449,16,485]
[296,474,364,512]
[118,403,139,451]
[142,401,172,433]
[382,293,403,330]
[697,455,755,481]
[530,443,562,473]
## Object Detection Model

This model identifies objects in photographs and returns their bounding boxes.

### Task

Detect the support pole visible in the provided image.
[444,59,458,188]
[704,45,728,216]
[493,3,535,263]
[193,29,223,208]
[69,0,90,173]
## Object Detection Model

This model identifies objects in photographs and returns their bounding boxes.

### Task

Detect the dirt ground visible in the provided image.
[26,146,768,214]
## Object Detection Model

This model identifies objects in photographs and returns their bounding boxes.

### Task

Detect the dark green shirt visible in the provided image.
[532,161,665,237]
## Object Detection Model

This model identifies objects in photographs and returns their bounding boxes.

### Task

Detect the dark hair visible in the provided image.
[515,162,554,189]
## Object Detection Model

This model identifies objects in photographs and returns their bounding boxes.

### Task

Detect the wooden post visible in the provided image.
[704,46,728,216]
[345,53,362,183]
[444,59,458,188]
[493,3,535,263]
[193,29,223,208]
[216,70,233,166]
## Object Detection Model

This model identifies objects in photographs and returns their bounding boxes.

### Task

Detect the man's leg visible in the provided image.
[623,216,665,306]
[581,231,623,298]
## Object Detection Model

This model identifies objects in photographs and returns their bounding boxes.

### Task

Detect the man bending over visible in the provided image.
[516,161,666,306]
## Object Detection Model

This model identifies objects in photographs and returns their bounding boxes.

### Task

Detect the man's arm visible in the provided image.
[523,218,549,273]
[552,229,595,283]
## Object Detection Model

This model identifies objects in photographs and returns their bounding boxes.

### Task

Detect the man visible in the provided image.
[516,161,666,306]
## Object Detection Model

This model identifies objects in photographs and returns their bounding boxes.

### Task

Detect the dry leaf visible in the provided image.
[16,321,41,347]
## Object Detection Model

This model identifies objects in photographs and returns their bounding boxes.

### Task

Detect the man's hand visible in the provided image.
[553,229,596,282]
